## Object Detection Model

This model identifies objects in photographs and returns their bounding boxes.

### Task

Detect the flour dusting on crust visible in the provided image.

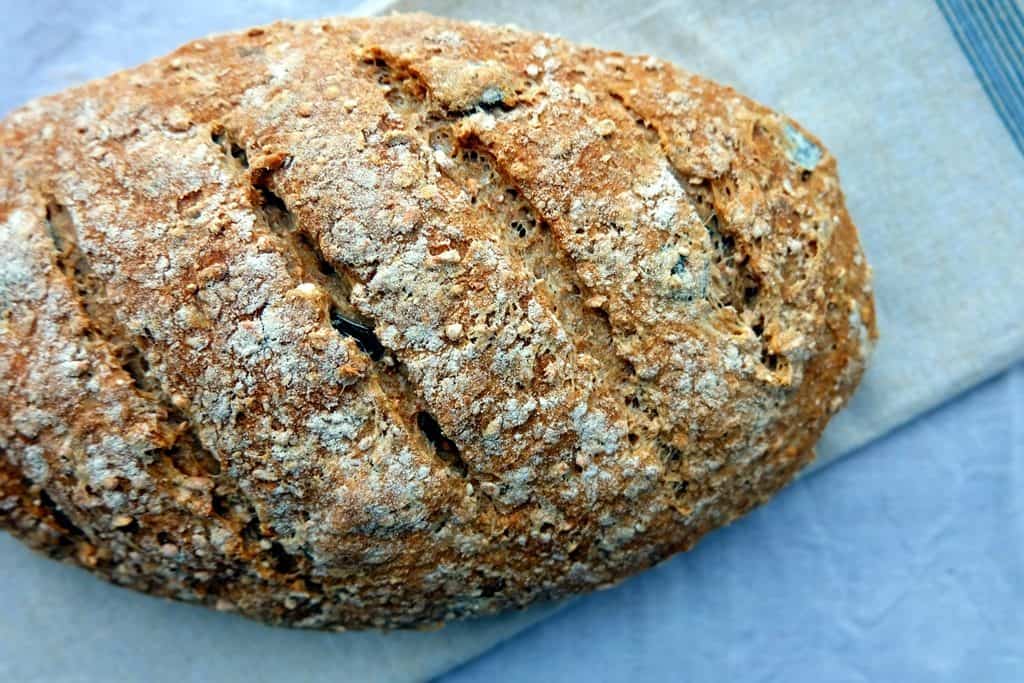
[0,14,875,629]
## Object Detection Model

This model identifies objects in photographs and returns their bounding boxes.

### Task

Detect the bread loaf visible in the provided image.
[0,13,876,629]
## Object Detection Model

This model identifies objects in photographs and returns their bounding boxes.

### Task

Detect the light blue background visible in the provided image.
[3,2,1022,682]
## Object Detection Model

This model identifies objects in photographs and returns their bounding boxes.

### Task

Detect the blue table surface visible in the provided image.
[3,4,1022,682]
[439,362,1024,682]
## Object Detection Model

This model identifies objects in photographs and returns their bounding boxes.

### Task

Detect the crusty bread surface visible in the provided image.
[0,13,876,629]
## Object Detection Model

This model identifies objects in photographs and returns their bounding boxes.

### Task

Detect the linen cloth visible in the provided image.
[1,1,1021,681]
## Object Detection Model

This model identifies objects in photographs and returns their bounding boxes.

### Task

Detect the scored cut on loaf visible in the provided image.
[0,13,876,629]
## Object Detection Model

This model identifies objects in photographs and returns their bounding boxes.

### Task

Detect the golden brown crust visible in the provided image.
[0,14,876,629]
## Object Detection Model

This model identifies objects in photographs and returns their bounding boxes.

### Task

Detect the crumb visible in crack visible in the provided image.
[44,198,223,477]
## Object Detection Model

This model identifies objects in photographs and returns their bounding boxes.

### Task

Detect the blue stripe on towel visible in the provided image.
[936,0,1024,156]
